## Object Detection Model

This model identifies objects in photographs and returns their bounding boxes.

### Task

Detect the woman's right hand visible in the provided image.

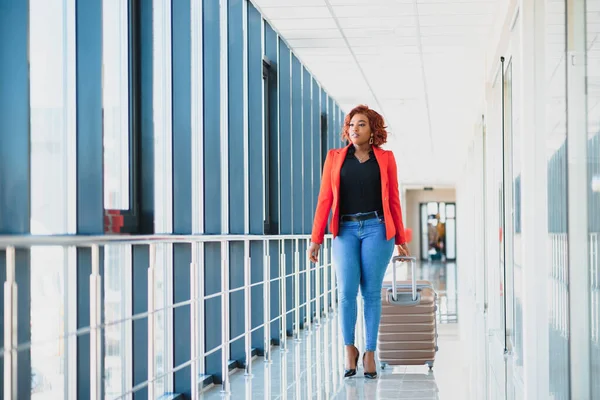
[308,242,321,263]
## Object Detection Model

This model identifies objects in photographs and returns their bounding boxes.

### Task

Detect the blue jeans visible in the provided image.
[332,213,395,352]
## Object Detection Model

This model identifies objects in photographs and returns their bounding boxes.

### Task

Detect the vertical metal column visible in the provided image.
[190,242,199,400]
[305,238,312,333]
[280,242,287,351]
[242,0,250,236]
[328,237,335,313]
[66,247,78,400]
[3,247,17,400]
[499,56,510,357]
[315,245,321,326]
[218,0,229,233]
[124,246,133,395]
[330,243,336,314]
[220,240,231,393]
[244,239,253,376]
[148,244,156,399]
[191,0,204,240]
[74,0,104,396]
[89,245,101,400]
[294,238,301,341]
[263,239,271,363]
[171,0,195,388]
[322,239,329,317]
[198,242,205,375]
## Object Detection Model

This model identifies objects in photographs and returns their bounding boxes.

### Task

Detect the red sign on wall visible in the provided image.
[404,228,413,243]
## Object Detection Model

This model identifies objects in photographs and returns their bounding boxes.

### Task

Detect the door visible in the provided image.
[419,202,457,262]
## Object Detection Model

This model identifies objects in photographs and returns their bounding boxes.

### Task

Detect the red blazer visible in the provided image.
[311,144,407,245]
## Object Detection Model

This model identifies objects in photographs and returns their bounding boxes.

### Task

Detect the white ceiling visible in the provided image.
[251,0,502,186]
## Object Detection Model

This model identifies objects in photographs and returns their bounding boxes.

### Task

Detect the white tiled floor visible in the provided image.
[200,261,471,399]
[199,317,472,400]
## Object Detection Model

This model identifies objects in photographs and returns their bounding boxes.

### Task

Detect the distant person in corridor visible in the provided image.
[308,104,409,379]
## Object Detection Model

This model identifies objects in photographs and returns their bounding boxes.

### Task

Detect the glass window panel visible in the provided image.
[586,0,600,396]
[446,219,456,260]
[154,243,171,394]
[152,0,173,390]
[446,204,456,219]
[505,48,525,387]
[486,64,508,395]
[545,0,570,397]
[104,245,131,398]
[421,203,429,259]
[30,0,76,234]
[30,247,66,399]
[427,202,438,216]
[103,0,130,210]
[153,0,173,234]
[29,0,76,397]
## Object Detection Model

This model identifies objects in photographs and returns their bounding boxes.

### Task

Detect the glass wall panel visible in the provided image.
[29,0,76,233]
[104,245,132,398]
[445,204,456,260]
[154,243,170,393]
[152,0,173,392]
[102,2,133,391]
[102,0,130,209]
[29,0,76,397]
[506,47,525,391]
[29,248,67,399]
[486,64,506,399]
[586,0,600,396]
[545,0,569,397]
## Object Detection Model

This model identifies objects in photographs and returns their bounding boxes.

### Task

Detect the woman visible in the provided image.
[308,104,409,379]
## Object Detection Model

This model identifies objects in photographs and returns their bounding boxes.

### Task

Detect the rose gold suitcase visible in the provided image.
[378,256,438,371]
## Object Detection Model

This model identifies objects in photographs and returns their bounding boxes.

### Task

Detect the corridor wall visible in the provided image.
[457,0,599,398]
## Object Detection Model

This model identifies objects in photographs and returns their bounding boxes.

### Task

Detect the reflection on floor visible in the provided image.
[200,262,469,400]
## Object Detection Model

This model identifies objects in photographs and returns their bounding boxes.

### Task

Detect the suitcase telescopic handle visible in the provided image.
[391,256,417,302]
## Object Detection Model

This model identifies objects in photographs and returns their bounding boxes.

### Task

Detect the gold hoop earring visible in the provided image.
[369,134,374,145]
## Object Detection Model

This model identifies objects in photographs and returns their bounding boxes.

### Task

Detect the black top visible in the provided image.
[339,146,384,215]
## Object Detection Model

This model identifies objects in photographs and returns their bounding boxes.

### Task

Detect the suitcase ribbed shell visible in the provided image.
[377,281,438,367]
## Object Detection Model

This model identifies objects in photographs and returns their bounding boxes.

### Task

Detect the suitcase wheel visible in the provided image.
[426,361,434,371]
[380,363,386,370]
[435,345,439,352]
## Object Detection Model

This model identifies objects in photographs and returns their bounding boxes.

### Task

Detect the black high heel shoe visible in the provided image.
[363,353,378,379]
[344,346,360,378]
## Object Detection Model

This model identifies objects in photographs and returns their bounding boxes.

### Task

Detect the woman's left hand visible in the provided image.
[396,244,410,257]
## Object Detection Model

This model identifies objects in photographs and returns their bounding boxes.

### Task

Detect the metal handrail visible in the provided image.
[0,233,314,249]
[1,233,335,400]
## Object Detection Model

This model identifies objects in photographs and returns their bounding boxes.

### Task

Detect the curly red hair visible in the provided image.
[341,104,388,146]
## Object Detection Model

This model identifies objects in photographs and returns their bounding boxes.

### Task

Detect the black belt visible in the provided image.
[340,211,383,222]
